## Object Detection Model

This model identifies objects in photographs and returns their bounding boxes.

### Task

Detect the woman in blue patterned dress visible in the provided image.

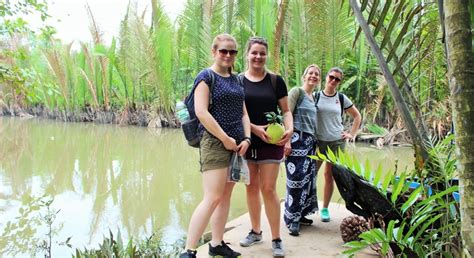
[283,64,321,236]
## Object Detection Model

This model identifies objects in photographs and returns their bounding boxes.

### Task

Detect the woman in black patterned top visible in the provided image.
[179,33,251,258]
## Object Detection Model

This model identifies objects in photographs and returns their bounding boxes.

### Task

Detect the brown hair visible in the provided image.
[244,36,269,71]
[245,36,268,54]
[212,33,237,74]
[326,67,344,80]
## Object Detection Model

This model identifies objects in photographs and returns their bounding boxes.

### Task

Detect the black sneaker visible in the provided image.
[300,216,313,226]
[288,222,300,236]
[179,249,197,258]
[208,240,241,257]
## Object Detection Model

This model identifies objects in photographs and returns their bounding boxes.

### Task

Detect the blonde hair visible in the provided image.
[301,64,321,88]
[212,33,237,74]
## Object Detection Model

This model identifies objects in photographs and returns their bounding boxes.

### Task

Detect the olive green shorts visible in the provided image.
[318,139,346,156]
[199,131,233,172]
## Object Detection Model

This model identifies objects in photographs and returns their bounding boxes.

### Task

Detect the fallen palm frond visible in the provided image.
[310,135,460,257]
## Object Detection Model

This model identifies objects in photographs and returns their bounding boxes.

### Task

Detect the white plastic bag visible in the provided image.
[228,152,250,184]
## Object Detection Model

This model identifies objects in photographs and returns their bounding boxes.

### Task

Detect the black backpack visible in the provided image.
[182,69,241,148]
[181,69,216,148]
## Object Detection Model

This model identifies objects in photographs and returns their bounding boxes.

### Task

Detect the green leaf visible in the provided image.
[360,0,369,12]
[386,220,396,242]
[381,241,389,255]
[94,44,108,56]
[353,158,362,175]
[416,185,458,207]
[373,0,392,37]
[366,0,379,27]
[364,159,371,180]
[391,173,406,203]
[380,0,406,50]
[382,173,393,193]
[359,231,378,243]
[386,5,423,63]
[343,240,368,248]
[317,150,327,161]
[413,213,444,241]
[373,163,383,186]
[327,147,337,163]
[401,186,422,213]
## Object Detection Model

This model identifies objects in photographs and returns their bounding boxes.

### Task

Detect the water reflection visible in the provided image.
[0,117,414,256]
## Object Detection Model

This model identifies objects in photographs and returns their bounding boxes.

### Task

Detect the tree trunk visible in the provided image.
[444,0,474,255]
[349,0,430,171]
[271,0,289,73]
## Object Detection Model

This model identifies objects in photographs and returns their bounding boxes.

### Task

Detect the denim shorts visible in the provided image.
[318,139,346,156]
[199,131,233,172]
[245,144,284,164]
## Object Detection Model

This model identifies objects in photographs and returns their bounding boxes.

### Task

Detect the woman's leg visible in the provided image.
[259,163,282,240]
[245,163,262,232]
[210,181,235,245]
[322,162,334,208]
[184,168,228,249]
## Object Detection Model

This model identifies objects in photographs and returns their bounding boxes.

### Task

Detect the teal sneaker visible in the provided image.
[321,208,331,222]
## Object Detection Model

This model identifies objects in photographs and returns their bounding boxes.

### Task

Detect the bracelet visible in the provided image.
[243,136,252,144]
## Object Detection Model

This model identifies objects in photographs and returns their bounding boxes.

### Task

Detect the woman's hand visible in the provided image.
[342,131,355,142]
[252,124,270,143]
[284,141,292,157]
[237,140,250,156]
[223,136,238,151]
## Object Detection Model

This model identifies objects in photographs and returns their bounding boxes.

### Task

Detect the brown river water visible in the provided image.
[0,117,414,256]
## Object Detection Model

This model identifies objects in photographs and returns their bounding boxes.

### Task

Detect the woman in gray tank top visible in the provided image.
[316,67,361,223]
[283,64,321,236]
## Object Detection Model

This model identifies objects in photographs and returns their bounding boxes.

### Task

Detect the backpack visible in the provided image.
[181,68,216,148]
[182,69,241,148]
[237,72,277,92]
[292,87,306,115]
[314,91,345,118]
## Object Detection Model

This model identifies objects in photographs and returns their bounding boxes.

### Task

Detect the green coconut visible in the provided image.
[265,112,285,144]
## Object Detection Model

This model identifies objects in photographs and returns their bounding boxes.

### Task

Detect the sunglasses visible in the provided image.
[218,49,238,56]
[328,75,342,82]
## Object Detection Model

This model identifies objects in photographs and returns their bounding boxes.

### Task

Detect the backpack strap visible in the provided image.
[269,72,277,92]
[338,92,345,118]
[297,88,305,106]
[237,73,245,86]
[206,68,215,107]
[314,91,321,110]
[291,87,306,115]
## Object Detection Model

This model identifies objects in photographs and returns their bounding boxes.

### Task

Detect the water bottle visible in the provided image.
[176,100,190,123]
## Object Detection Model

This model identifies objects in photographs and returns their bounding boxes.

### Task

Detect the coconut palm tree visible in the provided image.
[443,0,474,254]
